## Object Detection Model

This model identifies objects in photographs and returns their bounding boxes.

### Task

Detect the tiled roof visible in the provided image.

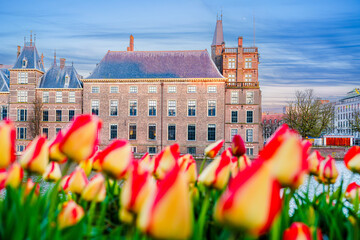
[38,64,83,89]
[87,50,224,79]
[212,20,224,46]
[0,69,10,92]
[12,45,45,72]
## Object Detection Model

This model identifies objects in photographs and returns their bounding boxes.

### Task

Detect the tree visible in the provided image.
[29,96,43,138]
[349,110,360,133]
[283,89,334,138]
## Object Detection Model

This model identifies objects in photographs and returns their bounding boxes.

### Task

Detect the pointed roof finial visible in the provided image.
[54,49,57,66]
[30,31,32,46]
[220,9,223,20]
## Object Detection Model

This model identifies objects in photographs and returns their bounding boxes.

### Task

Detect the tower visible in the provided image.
[211,16,225,73]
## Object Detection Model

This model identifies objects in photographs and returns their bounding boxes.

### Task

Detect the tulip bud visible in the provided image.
[178,154,197,184]
[43,161,62,182]
[79,158,93,176]
[152,143,180,179]
[344,146,360,174]
[198,149,231,190]
[345,182,360,203]
[20,136,49,175]
[59,175,70,193]
[259,124,309,189]
[121,161,155,214]
[231,134,246,157]
[59,114,102,163]
[67,167,88,194]
[230,154,251,177]
[6,162,24,189]
[0,169,7,190]
[81,173,106,202]
[99,140,132,179]
[214,161,282,236]
[48,130,67,164]
[0,120,15,169]
[137,166,192,239]
[204,139,224,158]
[58,200,85,229]
[283,222,312,240]
[24,178,40,197]
[307,151,325,176]
[319,155,338,185]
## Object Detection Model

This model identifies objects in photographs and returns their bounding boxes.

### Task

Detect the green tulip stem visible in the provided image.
[199,156,208,175]
[196,191,211,239]
[61,161,72,176]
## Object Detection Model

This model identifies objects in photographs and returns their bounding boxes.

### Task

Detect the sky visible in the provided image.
[0,0,359,112]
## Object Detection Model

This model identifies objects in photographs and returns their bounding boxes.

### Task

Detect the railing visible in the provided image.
[226,82,259,88]
[224,48,238,53]
[243,47,258,53]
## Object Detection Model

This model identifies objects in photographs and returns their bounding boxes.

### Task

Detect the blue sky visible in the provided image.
[1,0,359,111]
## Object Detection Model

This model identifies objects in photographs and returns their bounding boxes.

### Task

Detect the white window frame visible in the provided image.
[187,124,196,141]
[110,86,119,93]
[246,110,254,123]
[148,100,157,116]
[245,74,252,82]
[188,100,196,117]
[148,124,157,140]
[230,128,238,141]
[110,124,118,140]
[231,91,239,104]
[207,124,216,141]
[91,86,100,93]
[17,91,28,102]
[129,100,137,116]
[129,86,138,93]
[42,91,49,103]
[64,74,70,88]
[56,91,62,103]
[246,91,254,104]
[168,86,176,93]
[207,100,216,117]
[228,58,236,69]
[246,128,254,142]
[208,86,217,93]
[69,91,75,103]
[110,100,118,116]
[18,72,28,84]
[168,124,176,141]
[168,100,176,116]
[245,58,252,68]
[187,85,196,93]
[91,99,100,115]
[148,86,157,93]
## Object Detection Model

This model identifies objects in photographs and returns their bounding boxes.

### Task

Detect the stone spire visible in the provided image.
[212,16,224,46]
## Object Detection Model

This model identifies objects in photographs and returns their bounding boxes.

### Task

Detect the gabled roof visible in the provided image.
[12,44,45,72]
[212,19,224,46]
[87,50,224,79]
[0,69,10,92]
[38,65,83,89]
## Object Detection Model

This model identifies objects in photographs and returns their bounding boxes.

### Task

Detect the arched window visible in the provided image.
[22,58,27,68]
[64,74,70,88]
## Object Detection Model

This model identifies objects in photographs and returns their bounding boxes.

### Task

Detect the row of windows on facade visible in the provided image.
[17,91,76,103]
[91,85,218,94]
[337,101,360,112]
[16,109,75,122]
[338,112,357,120]
[227,58,253,69]
[263,119,281,124]
[17,73,71,88]
[227,74,253,83]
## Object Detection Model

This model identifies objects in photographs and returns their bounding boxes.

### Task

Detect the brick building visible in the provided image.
[262,112,284,143]
[1,18,263,157]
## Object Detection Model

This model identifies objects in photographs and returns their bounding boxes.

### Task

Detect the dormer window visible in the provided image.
[22,58,27,68]
[64,74,70,88]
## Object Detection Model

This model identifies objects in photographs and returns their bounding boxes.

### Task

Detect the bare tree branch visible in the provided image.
[29,96,43,138]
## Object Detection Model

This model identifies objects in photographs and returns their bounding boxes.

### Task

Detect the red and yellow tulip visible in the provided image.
[81,173,106,202]
[24,178,40,197]
[79,158,93,176]
[59,175,71,193]
[48,130,67,164]
[259,124,309,189]
[152,143,180,179]
[230,154,251,177]
[204,139,224,158]
[231,134,246,157]
[91,151,102,172]
[308,150,325,176]
[99,140,132,179]
[59,114,102,163]
[0,169,7,190]
[137,166,192,239]
[139,152,152,172]
[58,200,85,229]
[345,182,360,203]
[283,222,312,240]
[6,162,24,189]
[43,161,62,182]
[67,167,89,194]
[214,160,282,236]
[0,120,15,169]
[178,154,197,184]
[20,136,49,175]
[319,155,338,184]
[344,146,360,174]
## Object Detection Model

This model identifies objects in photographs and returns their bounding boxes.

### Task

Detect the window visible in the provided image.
[246,147,254,156]
[1,106,7,120]
[231,111,238,123]
[18,72,28,84]
[168,125,176,141]
[129,86,138,93]
[91,100,99,115]
[208,86,217,93]
[42,92,49,103]
[91,86,100,93]
[231,129,238,140]
[228,74,236,85]
[56,128,61,135]
[228,58,236,69]
[148,86,157,93]
[43,110,49,121]
[188,100,196,116]
[131,147,137,153]
[17,127,27,139]
[17,145,25,153]
[168,86,176,93]
[188,125,196,141]
[56,92,62,103]
[69,92,75,103]
[168,100,176,116]
[208,100,216,116]
[17,109,27,121]
[56,110,62,122]
[110,100,118,116]
[129,124,137,140]
[246,111,253,123]
[129,100,137,116]
[110,124,117,140]
[22,58,27,68]
[246,129,253,142]
[208,124,216,141]
[245,74,252,82]
[187,86,196,93]
[17,91,28,102]
[42,128,48,138]
[69,110,75,121]
[148,124,156,140]
[148,100,157,116]
[245,58,252,68]
[246,92,254,104]
[64,74,70,88]
[110,86,118,93]
[231,91,239,104]
[187,147,196,155]
[148,147,157,154]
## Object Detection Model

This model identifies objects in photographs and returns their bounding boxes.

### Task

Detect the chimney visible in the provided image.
[238,37,243,47]
[60,58,66,69]
[17,46,21,58]
[41,53,44,66]
[128,35,134,51]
